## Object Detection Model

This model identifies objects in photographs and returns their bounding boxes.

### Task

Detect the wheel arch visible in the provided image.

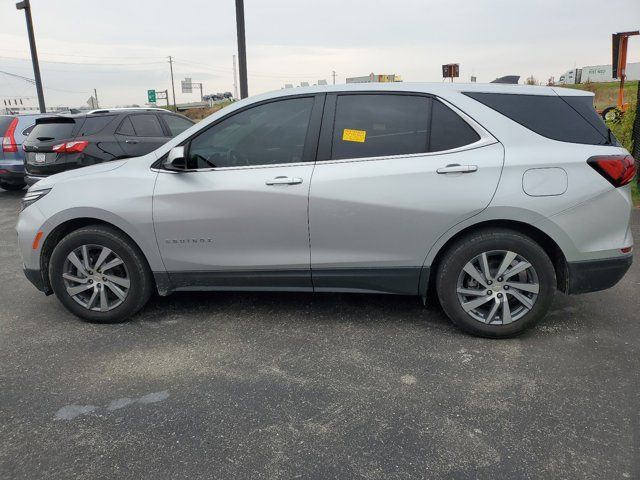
[39,216,159,295]
[422,219,569,298]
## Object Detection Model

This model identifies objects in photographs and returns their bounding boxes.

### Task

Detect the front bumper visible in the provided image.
[566,255,632,294]
[23,267,50,294]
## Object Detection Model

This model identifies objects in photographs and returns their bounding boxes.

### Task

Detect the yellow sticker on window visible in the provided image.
[342,128,367,143]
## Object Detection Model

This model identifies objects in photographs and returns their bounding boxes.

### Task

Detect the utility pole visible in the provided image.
[232,55,239,99]
[168,56,177,111]
[332,70,336,85]
[235,0,248,98]
[94,88,99,108]
[16,0,45,113]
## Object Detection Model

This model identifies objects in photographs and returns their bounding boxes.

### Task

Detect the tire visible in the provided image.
[49,225,154,323]
[0,181,26,191]
[436,229,556,338]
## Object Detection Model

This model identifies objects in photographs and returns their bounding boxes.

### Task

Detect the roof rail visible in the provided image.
[86,107,167,114]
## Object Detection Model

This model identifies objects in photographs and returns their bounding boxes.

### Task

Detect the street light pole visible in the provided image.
[235,0,248,98]
[16,0,45,113]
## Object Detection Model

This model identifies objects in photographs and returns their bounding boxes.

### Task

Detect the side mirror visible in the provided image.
[163,146,187,171]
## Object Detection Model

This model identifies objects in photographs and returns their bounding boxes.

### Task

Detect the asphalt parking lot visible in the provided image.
[1,187,638,480]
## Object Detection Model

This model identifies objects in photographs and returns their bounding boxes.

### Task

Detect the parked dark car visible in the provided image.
[0,113,55,190]
[23,108,194,185]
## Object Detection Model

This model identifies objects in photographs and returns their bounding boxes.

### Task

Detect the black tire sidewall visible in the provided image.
[49,226,152,323]
[437,230,556,338]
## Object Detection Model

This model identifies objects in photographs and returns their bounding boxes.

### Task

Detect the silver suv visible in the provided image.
[16,83,635,337]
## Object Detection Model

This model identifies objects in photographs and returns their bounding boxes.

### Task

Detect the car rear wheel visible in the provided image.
[436,229,556,338]
[49,225,153,323]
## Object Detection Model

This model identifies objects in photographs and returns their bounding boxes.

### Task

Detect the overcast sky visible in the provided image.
[1,0,639,108]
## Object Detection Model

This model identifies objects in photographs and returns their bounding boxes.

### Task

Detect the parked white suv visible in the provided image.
[16,83,635,337]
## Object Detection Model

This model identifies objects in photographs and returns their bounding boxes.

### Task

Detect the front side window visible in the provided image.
[129,114,164,137]
[331,94,430,160]
[186,97,314,169]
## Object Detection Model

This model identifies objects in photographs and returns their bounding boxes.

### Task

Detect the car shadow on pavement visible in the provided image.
[139,290,452,328]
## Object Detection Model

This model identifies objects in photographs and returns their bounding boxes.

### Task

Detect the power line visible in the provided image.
[0,55,166,66]
[0,70,90,95]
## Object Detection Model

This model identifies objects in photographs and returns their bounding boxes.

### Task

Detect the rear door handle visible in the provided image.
[436,164,478,174]
[265,176,303,186]
[125,139,139,144]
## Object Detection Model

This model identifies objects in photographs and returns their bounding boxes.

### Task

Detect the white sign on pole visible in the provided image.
[181,77,193,93]
[87,96,98,109]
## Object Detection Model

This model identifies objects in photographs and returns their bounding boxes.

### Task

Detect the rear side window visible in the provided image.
[464,92,609,145]
[430,100,480,152]
[77,115,115,136]
[332,94,430,160]
[163,114,193,136]
[129,114,164,137]
[117,117,136,136]
[28,121,75,141]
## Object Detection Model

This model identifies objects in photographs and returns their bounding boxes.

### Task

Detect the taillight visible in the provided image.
[587,155,636,187]
[52,140,89,153]
[2,117,19,153]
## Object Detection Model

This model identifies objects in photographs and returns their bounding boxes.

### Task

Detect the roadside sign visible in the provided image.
[147,89,156,103]
[442,64,460,78]
[181,78,193,94]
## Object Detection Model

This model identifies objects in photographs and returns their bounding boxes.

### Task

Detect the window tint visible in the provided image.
[117,117,135,136]
[464,92,609,145]
[163,114,193,136]
[22,124,36,136]
[561,95,615,144]
[29,121,75,141]
[129,114,164,137]
[332,94,429,160]
[429,100,480,152]
[187,97,314,169]
[77,115,115,136]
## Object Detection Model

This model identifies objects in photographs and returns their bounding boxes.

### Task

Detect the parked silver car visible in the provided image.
[16,83,635,337]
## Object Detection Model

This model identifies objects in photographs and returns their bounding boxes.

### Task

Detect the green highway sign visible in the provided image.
[147,89,156,103]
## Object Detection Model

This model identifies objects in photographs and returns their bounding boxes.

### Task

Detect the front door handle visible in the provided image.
[436,164,478,174]
[265,176,303,186]
[125,138,139,144]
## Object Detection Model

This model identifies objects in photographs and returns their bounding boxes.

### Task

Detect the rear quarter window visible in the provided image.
[77,115,115,136]
[463,92,609,145]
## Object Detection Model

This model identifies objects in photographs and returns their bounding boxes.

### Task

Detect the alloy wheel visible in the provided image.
[61,244,130,312]
[456,250,539,325]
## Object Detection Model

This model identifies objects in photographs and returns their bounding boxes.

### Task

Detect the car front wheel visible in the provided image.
[49,225,153,323]
[436,229,556,338]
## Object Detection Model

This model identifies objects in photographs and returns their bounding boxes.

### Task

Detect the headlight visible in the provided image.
[21,188,51,211]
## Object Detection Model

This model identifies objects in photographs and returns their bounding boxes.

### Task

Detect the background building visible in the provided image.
[346,73,403,83]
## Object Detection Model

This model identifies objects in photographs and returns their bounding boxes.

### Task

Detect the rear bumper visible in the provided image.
[566,255,632,294]
[0,162,25,184]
